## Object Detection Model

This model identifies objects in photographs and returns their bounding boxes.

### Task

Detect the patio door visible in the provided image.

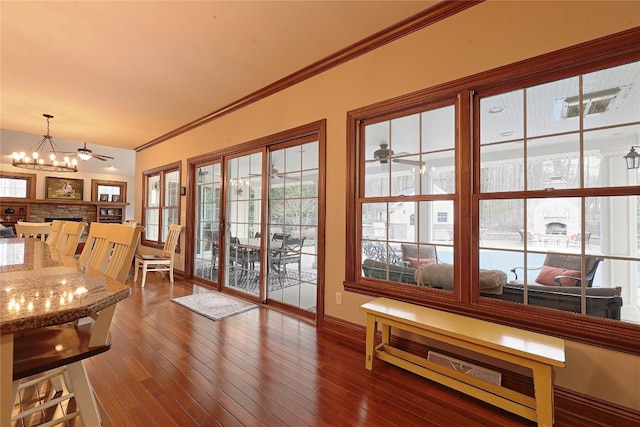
[224,152,263,296]
[192,162,223,283]
[266,140,319,313]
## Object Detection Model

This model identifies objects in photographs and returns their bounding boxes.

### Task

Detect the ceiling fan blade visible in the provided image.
[393,158,424,166]
[93,154,114,161]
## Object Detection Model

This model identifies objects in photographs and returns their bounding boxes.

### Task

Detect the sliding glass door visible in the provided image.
[267,140,319,312]
[224,152,263,296]
[189,122,324,318]
[193,163,222,283]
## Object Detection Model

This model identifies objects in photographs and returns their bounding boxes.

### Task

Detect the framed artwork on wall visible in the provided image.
[45,177,84,200]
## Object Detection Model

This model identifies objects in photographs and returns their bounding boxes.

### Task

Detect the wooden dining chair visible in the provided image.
[56,221,88,256]
[44,219,65,247]
[11,300,119,426]
[79,222,144,283]
[133,223,183,287]
[15,221,53,241]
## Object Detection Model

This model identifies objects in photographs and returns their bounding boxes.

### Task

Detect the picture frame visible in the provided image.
[99,193,109,202]
[111,194,120,202]
[45,177,84,200]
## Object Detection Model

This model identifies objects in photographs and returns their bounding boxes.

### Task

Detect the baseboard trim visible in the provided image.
[321,315,640,425]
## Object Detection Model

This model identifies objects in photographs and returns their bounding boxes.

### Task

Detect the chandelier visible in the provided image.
[11,114,78,172]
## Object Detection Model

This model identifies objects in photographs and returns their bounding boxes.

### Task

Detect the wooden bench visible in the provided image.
[361,297,565,427]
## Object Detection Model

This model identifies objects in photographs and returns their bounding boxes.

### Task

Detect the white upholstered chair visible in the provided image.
[134,223,182,287]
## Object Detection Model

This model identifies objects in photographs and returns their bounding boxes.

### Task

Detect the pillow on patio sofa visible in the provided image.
[535,266,581,287]
[406,257,436,268]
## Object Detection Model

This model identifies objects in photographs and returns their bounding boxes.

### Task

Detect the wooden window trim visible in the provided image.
[0,171,37,200]
[345,28,640,355]
[142,161,181,249]
[90,179,127,203]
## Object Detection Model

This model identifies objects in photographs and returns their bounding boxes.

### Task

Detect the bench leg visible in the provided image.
[365,314,376,370]
[380,323,391,346]
[532,364,554,427]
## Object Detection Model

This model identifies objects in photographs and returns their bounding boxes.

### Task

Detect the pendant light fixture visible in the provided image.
[11,114,78,172]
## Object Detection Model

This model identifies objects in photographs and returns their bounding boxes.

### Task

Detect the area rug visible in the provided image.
[171,292,258,321]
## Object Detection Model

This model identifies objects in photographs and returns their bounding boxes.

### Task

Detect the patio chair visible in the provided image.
[400,243,439,267]
[133,223,182,287]
[566,232,592,248]
[270,236,305,274]
[510,253,602,287]
[517,229,536,245]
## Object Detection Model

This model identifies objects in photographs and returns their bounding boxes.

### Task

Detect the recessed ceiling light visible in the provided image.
[488,106,505,114]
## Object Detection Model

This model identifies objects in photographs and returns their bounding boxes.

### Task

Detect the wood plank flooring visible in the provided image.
[14,275,540,426]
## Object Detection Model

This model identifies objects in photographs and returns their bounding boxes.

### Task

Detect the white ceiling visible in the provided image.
[1,0,435,156]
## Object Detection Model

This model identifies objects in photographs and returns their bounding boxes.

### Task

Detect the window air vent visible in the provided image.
[553,85,632,120]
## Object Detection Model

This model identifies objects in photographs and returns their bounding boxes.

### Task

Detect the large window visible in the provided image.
[346,31,640,354]
[142,162,180,246]
[0,172,36,199]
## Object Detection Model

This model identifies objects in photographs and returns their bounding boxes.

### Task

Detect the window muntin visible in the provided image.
[478,60,640,325]
[143,163,180,246]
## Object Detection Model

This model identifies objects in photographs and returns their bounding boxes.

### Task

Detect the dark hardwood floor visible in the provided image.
[15,274,542,426]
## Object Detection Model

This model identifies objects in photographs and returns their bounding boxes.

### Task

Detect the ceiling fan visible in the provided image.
[249,165,299,182]
[373,143,424,166]
[63,142,114,161]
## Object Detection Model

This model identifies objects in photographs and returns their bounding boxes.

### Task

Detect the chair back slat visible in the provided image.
[56,221,88,256]
[162,223,182,258]
[45,220,65,247]
[80,223,143,283]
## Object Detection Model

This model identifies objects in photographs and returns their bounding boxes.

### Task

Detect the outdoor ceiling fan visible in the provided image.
[63,142,114,162]
[249,165,298,182]
[373,143,424,166]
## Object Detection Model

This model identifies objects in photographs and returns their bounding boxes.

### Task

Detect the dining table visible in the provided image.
[0,237,131,426]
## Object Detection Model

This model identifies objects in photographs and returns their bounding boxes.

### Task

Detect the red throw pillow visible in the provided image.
[406,257,436,268]
[535,266,581,287]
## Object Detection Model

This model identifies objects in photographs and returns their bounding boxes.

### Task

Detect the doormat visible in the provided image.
[171,291,258,321]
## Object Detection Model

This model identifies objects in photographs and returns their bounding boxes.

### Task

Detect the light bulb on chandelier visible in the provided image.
[11,114,78,173]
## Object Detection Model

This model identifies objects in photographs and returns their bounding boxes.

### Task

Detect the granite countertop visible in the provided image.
[0,238,131,335]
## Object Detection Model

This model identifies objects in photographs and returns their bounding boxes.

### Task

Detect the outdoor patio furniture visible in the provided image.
[487,284,623,320]
[270,237,305,274]
[565,232,592,248]
[510,253,602,287]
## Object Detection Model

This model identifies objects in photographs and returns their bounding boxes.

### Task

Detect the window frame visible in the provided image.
[142,161,181,249]
[91,179,127,203]
[345,29,640,355]
[0,171,36,200]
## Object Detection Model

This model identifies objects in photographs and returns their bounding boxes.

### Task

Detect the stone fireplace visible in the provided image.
[533,199,579,236]
[545,222,567,235]
[29,204,96,227]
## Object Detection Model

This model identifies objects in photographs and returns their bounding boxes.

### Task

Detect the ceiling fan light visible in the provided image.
[78,151,92,160]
